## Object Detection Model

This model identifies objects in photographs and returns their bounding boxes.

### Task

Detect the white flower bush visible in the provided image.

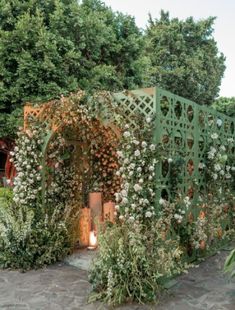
[89,117,185,305]
[114,123,158,223]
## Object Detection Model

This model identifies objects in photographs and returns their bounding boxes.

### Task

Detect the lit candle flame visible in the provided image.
[89,231,97,248]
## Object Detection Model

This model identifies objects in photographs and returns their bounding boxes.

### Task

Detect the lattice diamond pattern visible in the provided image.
[114,87,235,223]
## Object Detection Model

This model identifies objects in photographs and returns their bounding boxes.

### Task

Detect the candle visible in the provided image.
[88,231,97,250]
[79,208,91,247]
[89,192,102,231]
[103,201,115,223]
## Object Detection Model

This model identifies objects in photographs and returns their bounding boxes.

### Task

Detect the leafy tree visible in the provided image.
[213,97,235,118]
[0,0,147,138]
[145,11,226,105]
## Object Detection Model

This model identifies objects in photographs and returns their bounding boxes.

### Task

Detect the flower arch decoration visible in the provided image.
[11,91,121,257]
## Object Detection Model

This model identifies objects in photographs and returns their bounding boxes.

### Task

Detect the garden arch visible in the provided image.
[24,92,121,245]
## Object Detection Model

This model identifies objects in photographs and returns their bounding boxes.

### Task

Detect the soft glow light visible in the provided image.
[89,231,97,248]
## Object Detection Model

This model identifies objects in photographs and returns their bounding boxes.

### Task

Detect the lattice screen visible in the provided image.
[112,88,155,128]
[113,87,235,221]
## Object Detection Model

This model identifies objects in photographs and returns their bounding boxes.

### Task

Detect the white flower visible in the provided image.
[121,189,127,197]
[168,158,173,163]
[220,145,226,152]
[228,138,234,143]
[214,164,221,171]
[198,162,205,169]
[122,197,128,204]
[159,198,166,205]
[133,184,142,192]
[123,131,131,138]
[119,215,124,221]
[184,196,191,208]
[219,170,225,176]
[139,178,144,184]
[146,117,151,123]
[208,152,215,160]
[134,150,140,157]
[212,173,218,180]
[150,144,156,151]
[129,216,135,222]
[149,166,154,172]
[114,193,121,202]
[124,158,129,164]
[117,151,123,158]
[211,133,218,140]
[129,163,135,169]
[133,140,139,145]
[141,141,147,148]
[131,203,136,209]
[137,167,142,172]
[216,119,223,127]
[145,211,152,218]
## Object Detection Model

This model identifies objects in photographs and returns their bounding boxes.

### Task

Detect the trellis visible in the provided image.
[23,87,235,253]
[113,87,235,222]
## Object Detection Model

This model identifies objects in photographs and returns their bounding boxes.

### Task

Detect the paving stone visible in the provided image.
[0,250,235,309]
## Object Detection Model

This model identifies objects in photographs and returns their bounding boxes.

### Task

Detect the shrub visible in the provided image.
[89,222,183,305]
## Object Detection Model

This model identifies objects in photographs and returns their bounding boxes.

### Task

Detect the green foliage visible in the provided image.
[0,120,79,269]
[0,187,13,201]
[0,108,23,138]
[145,11,226,105]
[213,97,235,118]
[89,118,184,305]
[89,222,182,305]
[0,0,148,138]
[0,187,13,211]
[224,249,235,277]
[0,201,74,270]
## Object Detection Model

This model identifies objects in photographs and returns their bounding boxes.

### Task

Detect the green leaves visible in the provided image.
[145,11,225,105]
[224,249,235,277]
[0,0,149,138]
[213,97,235,118]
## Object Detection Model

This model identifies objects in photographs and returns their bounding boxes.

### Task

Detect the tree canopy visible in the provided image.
[0,0,148,137]
[145,11,226,105]
[213,97,235,118]
[0,2,228,138]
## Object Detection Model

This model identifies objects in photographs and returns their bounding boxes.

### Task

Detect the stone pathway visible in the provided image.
[0,249,234,309]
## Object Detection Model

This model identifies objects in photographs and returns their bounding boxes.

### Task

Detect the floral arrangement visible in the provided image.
[0,89,234,305]
[89,117,186,304]
[89,123,235,305]
[0,92,120,269]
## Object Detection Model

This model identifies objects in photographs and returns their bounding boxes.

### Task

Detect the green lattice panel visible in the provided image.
[113,88,155,129]
[113,86,235,221]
